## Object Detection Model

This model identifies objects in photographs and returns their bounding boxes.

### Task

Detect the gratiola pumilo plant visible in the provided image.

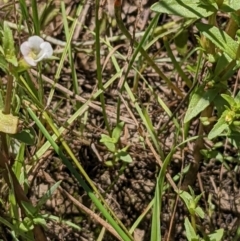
[151,0,240,240]
[0,22,54,240]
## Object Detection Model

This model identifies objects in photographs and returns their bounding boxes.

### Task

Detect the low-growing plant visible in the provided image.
[100,122,133,166]
[150,0,240,240]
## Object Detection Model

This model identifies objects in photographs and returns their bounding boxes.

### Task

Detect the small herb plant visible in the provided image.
[179,187,223,241]
[100,121,133,166]
[150,0,240,240]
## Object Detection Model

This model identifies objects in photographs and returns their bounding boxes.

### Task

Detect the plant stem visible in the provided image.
[0,66,48,240]
[163,36,192,88]
[1,66,14,158]
[4,71,13,114]
[190,213,196,232]
[225,10,240,38]
[95,0,111,134]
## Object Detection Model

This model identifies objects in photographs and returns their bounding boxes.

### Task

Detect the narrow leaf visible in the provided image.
[184,217,199,241]
[195,206,205,219]
[179,190,192,210]
[196,23,239,60]
[21,201,37,218]
[225,1,240,11]
[100,134,116,143]
[221,94,235,107]
[150,178,160,241]
[208,228,224,241]
[117,151,133,163]
[11,127,36,145]
[208,116,228,139]
[151,0,215,18]
[184,87,218,123]
[112,122,124,142]
[33,216,47,227]
[37,181,62,209]
[2,22,18,66]
[19,217,34,232]
[104,142,116,152]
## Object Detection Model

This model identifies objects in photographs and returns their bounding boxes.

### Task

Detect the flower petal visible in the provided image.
[20,36,53,66]
[40,42,53,58]
[27,36,44,52]
[23,56,37,66]
[20,41,31,56]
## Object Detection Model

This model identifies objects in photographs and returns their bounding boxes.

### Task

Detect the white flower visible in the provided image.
[20,36,53,66]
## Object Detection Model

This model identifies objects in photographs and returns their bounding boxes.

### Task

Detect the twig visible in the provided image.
[73,0,92,40]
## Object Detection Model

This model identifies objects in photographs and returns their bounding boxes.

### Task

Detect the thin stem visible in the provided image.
[190,213,196,232]
[1,66,14,158]
[4,71,13,114]
[225,10,240,38]
[163,36,192,88]
[95,0,110,134]
[37,64,44,104]
[207,13,217,55]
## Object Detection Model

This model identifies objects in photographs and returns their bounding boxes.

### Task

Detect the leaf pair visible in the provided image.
[100,122,133,165]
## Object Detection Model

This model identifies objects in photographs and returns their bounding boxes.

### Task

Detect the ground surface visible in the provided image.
[1,0,240,241]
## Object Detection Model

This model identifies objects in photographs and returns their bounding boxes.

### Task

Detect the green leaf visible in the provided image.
[39,2,59,28]
[224,0,240,11]
[104,142,116,152]
[184,87,219,123]
[196,23,239,60]
[0,55,8,72]
[33,216,47,227]
[221,94,235,107]
[214,53,232,77]
[19,217,34,232]
[184,217,199,241]
[234,91,240,105]
[175,29,188,56]
[179,190,192,210]
[231,12,240,28]
[104,160,114,167]
[228,131,240,148]
[200,149,219,159]
[195,206,205,219]
[100,134,116,152]
[37,181,62,209]
[116,151,133,163]
[194,193,203,206]
[2,22,18,66]
[21,201,37,218]
[208,115,229,139]
[100,134,116,144]
[0,92,4,110]
[208,228,224,241]
[112,122,124,142]
[188,186,195,197]
[151,0,215,18]
[214,95,229,116]
[151,178,160,241]
[10,127,36,145]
